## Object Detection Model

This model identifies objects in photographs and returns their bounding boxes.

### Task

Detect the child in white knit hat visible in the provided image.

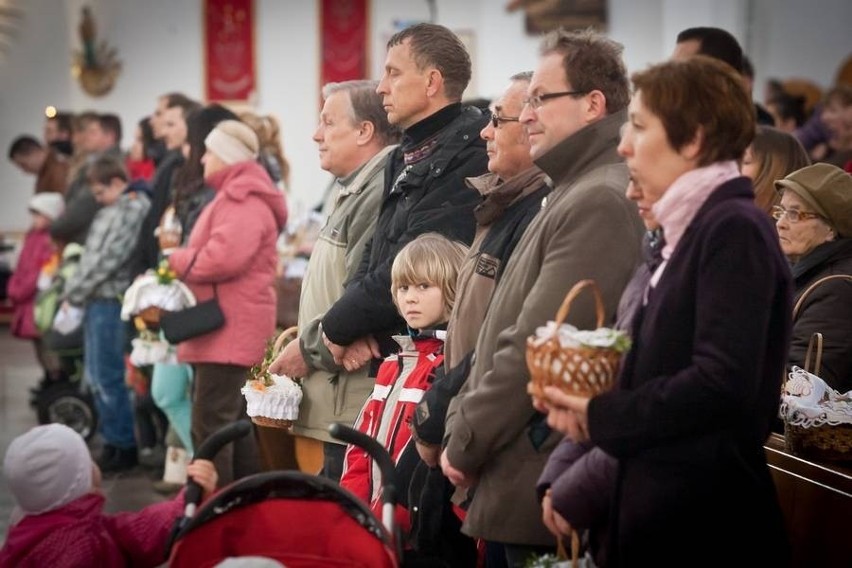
[0,423,218,567]
[6,192,65,390]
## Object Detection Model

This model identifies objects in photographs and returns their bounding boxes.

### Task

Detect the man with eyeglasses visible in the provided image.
[441,29,643,565]
[408,71,551,561]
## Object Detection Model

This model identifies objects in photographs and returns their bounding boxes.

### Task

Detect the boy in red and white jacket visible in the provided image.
[339,234,467,550]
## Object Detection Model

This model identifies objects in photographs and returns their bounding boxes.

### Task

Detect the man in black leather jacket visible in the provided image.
[321,23,489,368]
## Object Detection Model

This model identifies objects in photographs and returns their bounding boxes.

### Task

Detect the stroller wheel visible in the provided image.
[36,382,98,441]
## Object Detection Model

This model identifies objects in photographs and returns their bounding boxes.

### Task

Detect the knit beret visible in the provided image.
[205,120,260,165]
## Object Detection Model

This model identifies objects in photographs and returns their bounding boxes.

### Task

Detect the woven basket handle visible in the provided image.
[273,326,300,355]
[804,332,823,376]
[792,274,852,320]
[554,279,606,330]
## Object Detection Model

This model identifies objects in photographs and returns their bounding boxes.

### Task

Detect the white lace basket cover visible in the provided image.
[121,271,197,364]
[779,366,852,429]
[121,272,197,320]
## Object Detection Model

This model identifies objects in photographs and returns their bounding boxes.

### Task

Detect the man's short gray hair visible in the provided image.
[322,80,401,146]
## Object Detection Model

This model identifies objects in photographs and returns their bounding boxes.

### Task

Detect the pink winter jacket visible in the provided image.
[0,492,183,568]
[169,160,287,367]
[6,228,54,339]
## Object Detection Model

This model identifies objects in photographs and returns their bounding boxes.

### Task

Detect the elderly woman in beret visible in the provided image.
[774,163,852,392]
[533,56,792,566]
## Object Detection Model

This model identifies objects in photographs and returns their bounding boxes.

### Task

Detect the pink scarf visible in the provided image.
[648,160,740,291]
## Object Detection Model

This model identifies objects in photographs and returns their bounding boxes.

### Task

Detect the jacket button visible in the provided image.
[435,168,442,175]
[463,134,469,140]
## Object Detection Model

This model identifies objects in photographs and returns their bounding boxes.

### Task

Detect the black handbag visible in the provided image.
[159,251,226,344]
[160,292,225,344]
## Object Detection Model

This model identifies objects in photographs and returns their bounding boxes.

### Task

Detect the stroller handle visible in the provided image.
[185,420,252,507]
[329,423,399,510]
[166,419,252,559]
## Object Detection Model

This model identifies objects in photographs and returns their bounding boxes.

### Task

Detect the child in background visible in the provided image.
[0,423,217,567]
[6,193,65,388]
[338,233,471,563]
[61,155,151,473]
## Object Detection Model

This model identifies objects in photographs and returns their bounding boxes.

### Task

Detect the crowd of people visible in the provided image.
[3,21,852,568]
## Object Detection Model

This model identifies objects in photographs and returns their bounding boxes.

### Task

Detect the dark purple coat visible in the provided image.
[587,178,792,566]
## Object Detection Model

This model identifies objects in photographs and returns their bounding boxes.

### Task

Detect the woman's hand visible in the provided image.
[542,489,574,537]
[533,385,591,443]
[187,459,219,500]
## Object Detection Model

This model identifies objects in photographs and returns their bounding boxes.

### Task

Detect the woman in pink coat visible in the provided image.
[168,120,287,486]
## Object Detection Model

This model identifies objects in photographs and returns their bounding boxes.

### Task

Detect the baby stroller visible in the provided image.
[166,421,400,567]
[31,243,97,440]
[34,356,97,441]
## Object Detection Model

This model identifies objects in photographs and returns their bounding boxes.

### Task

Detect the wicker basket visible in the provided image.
[248,326,299,430]
[782,275,852,463]
[251,415,296,429]
[784,422,852,462]
[527,279,623,399]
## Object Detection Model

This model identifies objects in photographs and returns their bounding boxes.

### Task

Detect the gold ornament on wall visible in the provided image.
[72,6,121,97]
[0,0,23,63]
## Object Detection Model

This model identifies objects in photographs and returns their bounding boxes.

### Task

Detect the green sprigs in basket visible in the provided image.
[155,258,177,285]
[247,329,301,388]
[248,336,278,388]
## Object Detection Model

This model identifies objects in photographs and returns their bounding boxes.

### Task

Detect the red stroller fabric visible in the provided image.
[169,472,398,568]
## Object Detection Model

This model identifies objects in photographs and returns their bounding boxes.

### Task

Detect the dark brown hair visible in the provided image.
[540,28,630,114]
[676,27,744,73]
[631,56,755,166]
[749,126,811,212]
[388,23,471,101]
[87,154,128,185]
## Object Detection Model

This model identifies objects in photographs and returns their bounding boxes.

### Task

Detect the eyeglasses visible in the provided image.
[489,112,520,128]
[771,205,824,223]
[522,90,588,110]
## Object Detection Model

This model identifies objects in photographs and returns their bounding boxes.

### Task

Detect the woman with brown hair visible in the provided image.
[741,125,811,213]
[534,56,792,565]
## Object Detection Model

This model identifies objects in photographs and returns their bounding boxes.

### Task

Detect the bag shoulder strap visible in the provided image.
[179,253,218,297]
[792,274,852,320]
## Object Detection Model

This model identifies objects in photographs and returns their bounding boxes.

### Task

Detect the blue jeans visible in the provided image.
[84,299,135,448]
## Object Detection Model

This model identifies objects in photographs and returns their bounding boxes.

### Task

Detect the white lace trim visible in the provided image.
[780,366,852,428]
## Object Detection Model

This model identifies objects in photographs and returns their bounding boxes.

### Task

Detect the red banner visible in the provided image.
[320,0,369,91]
[204,0,255,103]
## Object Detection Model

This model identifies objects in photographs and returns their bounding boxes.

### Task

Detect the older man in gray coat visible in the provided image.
[270,80,400,481]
